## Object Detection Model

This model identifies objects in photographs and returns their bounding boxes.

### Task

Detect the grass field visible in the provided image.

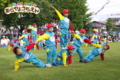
[0,42,120,80]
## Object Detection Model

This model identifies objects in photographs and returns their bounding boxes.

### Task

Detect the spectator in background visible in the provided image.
[0,28,3,38]
[103,30,107,38]
[113,31,116,37]
[5,36,10,44]
[56,22,59,29]
[0,36,8,47]
[75,29,80,34]
[118,32,120,42]
[5,29,11,39]
[37,28,45,35]
[0,28,1,38]
[12,28,18,40]
[68,29,74,45]
[107,34,112,42]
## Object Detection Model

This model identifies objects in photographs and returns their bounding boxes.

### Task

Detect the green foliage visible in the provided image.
[31,0,53,25]
[0,42,120,80]
[113,28,120,31]
[0,0,8,9]
[2,0,30,27]
[0,0,9,19]
[1,0,92,31]
[105,18,115,31]
[2,0,53,28]
[49,0,92,30]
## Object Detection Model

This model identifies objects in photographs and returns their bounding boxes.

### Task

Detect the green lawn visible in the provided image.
[0,42,120,80]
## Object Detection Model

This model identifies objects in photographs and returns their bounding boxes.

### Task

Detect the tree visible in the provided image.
[0,0,9,19]
[49,0,92,30]
[105,18,115,31]
[30,0,53,25]
[1,0,92,32]
[2,0,30,33]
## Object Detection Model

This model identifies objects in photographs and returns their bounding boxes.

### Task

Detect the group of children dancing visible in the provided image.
[9,6,110,71]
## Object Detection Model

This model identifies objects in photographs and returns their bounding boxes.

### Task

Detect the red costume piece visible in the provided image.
[100,53,104,61]
[69,21,74,31]
[33,23,37,26]
[62,9,69,13]
[84,39,92,44]
[80,29,86,33]
[24,43,36,52]
[68,55,72,64]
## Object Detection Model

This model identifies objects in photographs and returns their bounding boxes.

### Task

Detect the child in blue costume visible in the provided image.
[28,23,38,50]
[71,29,92,62]
[36,24,58,67]
[51,6,74,50]
[56,45,74,66]
[10,40,49,71]
[82,43,110,63]
[91,26,100,44]
[8,30,29,51]
[19,29,29,47]
[99,37,107,46]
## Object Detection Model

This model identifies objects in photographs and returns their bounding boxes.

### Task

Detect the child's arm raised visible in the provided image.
[28,26,35,30]
[71,31,81,39]
[24,43,36,52]
[50,6,64,20]
[36,34,50,43]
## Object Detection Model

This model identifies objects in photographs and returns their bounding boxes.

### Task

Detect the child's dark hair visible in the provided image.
[13,47,19,54]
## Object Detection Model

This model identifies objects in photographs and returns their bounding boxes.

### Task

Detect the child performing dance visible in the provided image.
[56,45,74,66]
[28,23,38,50]
[71,29,92,62]
[82,43,110,63]
[10,40,49,71]
[51,6,74,50]
[36,24,58,67]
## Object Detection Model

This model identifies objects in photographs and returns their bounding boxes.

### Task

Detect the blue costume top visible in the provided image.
[11,42,36,70]
[59,16,70,30]
[57,50,71,58]
[28,27,37,35]
[57,50,73,66]
[45,32,55,47]
[73,34,86,47]
[32,27,37,35]
[37,31,55,47]
[20,33,29,42]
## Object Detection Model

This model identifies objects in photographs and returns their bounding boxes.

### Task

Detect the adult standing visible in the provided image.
[5,29,11,39]
[12,28,18,40]
[103,30,107,38]
[0,28,1,38]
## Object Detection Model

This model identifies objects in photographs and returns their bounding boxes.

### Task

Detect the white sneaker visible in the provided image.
[64,47,67,49]
[61,47,65,50]
[45,64,52,67]
[61,47,67,50]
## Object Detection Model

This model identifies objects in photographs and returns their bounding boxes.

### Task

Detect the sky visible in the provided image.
[87,0,120,21]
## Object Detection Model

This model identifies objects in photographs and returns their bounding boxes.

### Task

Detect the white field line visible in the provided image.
[0,51,120,58]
